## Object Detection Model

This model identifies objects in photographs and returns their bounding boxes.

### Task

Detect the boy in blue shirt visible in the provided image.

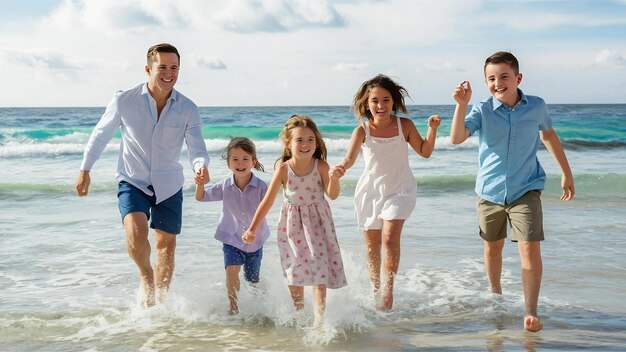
[450,51,575,332]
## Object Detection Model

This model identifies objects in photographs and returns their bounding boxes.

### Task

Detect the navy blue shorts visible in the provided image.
[222,244,263,283]
[117,181,183,235]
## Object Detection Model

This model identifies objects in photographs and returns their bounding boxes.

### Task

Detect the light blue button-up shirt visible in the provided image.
[465,89,552,205]
[198,174,271,253]
[80,83,209,203]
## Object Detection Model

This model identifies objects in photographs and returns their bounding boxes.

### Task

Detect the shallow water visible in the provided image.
[1,105,625,350]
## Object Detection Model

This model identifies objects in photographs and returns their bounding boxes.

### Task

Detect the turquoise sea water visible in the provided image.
[1,105,625,351]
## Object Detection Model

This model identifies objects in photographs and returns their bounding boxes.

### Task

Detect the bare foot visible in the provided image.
[155,287,168,305]
[313,316,324,330]
[524,315,543,332]
[376,288,393,311]
[229,300,239,315]
[138,278,156,308]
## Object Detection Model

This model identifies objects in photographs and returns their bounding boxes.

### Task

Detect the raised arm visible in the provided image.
[242,163,287,243]
[405,116,440,158]
[330,125,364,179]
[450,80,472,144]
[194,168,210,201]
[540,128,575,200]
[185,108,210,173]
[338,125,365,170]
[318,159,340,200]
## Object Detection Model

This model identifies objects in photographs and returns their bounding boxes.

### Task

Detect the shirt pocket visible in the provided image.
[160,125,185,151]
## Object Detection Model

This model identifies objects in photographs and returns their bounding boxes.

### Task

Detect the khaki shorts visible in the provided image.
[477,190,544,242]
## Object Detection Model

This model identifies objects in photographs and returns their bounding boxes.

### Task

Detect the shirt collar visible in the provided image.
[140,83,179,102]
[491,88,528,111]
[226,173,259,189]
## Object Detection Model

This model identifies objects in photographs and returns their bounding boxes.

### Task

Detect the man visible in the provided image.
[75,43,210,307]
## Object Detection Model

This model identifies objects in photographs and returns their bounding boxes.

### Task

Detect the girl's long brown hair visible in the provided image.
[352,74,410,124]
[276,115,327,167]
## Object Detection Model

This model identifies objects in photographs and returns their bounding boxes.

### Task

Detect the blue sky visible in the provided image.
[1,0,625,107]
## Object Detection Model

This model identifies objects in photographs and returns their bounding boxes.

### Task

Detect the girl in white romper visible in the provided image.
[243,115,346,328]
[332,74,441,311]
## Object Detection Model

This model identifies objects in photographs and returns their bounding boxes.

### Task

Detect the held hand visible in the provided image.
[561,174,575,201]
[194,173,208,185]
[329,165,346,181]
[452,80,472,105]
[428,115,442,128]
[75,170,91,197]
[195,166,210,185]
[242,230,256,244]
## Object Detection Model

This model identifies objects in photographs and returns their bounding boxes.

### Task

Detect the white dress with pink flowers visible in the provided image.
[276,159,347,289]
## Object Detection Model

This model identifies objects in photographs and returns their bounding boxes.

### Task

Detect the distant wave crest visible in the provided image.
[1,173,623,198]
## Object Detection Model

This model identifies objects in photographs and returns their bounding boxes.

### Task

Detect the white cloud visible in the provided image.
[214,0,345,33]
[423,62,466,73]
[332,63,370,72]
[595,49,626,67]
[193,55,228,70]
[44,0,211,35]
[0,48,80,70]
[47,0,159,34]
[2,0,626,106]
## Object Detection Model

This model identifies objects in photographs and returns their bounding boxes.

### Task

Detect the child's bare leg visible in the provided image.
[288,285,304,311]
[518,240,543,332]
[225,265,241,314]
[363,230,382,292]
[484,239,505,294]
[377,219,404,311]
[312,285,327,328]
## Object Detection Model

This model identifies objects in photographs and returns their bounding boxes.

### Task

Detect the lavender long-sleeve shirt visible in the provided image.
[198,174,270,253]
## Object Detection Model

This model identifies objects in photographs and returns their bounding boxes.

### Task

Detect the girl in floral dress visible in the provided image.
[242,115,346,327]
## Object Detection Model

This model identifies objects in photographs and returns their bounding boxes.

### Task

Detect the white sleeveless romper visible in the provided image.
[354,116,417,229]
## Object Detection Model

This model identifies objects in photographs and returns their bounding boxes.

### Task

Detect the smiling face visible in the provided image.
[145,52,179,95]
[227,147,256,177]
[288,127,317,160]
[367,86,394,120]
[484,62,522,107]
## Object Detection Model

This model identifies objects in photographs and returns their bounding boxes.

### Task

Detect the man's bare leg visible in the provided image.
[124,212,155,308]
[154,229,177,304]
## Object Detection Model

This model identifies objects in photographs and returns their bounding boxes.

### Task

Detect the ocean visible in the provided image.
[1,104,625,351]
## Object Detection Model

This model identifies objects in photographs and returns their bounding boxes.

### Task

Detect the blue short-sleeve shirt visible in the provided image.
[465,89,553,205]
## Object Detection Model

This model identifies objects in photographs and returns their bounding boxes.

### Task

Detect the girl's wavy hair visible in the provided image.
[352,74,410,124]
[276,115,327,166]
[222,136,264,172]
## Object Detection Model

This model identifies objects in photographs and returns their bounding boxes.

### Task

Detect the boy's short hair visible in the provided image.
[147,43,180,65]
[484,51,519,75]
